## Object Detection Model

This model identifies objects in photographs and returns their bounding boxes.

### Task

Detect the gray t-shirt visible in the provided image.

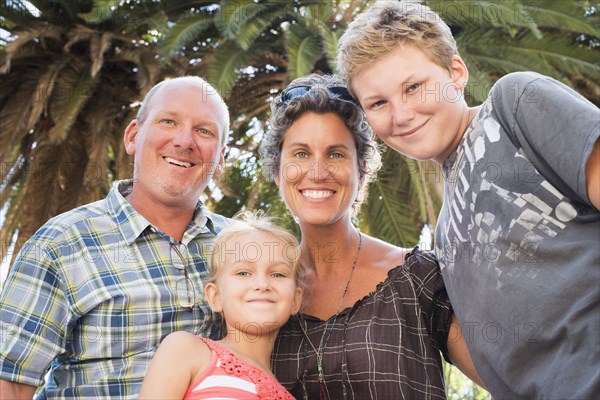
[435,72,600,399]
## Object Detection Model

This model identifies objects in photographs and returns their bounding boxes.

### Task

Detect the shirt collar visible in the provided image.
[107,180,216,245]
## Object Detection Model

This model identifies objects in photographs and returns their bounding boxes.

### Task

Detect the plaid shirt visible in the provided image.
[0,180,230,399]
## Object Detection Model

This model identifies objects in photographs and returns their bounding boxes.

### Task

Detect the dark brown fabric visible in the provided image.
[271,249,452,400]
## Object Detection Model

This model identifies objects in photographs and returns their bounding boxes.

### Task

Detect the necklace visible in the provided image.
[299,230,362,400]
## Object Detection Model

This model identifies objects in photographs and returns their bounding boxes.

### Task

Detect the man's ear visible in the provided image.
[204,282,222,312]
[214,146,226,176]
[292,287,303,315]
[124,120,140,155]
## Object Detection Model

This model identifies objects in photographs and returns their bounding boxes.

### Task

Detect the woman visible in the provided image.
[260,74,482,399]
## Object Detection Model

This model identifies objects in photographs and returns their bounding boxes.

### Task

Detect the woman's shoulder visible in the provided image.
[398,247,445,291]
[362,234,411,271]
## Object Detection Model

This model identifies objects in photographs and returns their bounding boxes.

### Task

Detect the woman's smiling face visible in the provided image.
[276,112,361,227]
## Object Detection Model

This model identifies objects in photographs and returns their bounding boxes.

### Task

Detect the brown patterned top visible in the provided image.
[271,249,452,400]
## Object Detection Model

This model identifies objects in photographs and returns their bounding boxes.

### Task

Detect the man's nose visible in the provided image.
[172,126,195,149]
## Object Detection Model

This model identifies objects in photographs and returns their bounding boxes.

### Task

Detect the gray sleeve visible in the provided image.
[489,71,600,206]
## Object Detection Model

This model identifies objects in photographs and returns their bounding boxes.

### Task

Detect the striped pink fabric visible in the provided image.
[183,338,294,400]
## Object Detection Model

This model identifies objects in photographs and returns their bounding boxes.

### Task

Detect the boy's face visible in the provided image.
[352,45,470,164]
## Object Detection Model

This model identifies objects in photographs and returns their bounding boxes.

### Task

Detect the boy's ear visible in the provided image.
[292,287,303,315]
[450,55,469,87]
[205,282,223,312]
[124,120,139,155]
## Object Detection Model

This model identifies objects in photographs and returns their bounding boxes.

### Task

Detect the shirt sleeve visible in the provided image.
[403,249,453,362]
[489,71,600,206]
[0,239,71,386]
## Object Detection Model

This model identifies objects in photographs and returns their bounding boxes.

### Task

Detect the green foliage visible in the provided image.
[159,14,214,59]
[444,361,491,400]
[286,23,323,79]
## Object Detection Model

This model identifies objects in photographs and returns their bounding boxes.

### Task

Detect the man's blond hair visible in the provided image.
[338,1,458,90]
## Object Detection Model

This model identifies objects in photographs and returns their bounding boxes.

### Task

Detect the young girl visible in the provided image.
[139,212,303,399]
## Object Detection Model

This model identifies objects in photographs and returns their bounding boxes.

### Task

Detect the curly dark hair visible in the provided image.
[260,74,382,216]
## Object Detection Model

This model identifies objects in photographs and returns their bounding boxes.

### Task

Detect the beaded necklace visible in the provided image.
[299,230,362,400]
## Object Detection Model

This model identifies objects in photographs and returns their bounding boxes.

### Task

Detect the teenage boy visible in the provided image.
[338,2,599,399]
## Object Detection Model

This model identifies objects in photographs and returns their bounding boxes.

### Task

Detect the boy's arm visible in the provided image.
[447,314,486,390]
[0,380,37,399]
[585,139,600,210]
[138,331,211,399]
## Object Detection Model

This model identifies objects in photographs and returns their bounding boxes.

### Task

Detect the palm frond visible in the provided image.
[78,0,122,23]
[89,32,112,77]
[26,57,70,130]
[508,32,600,77]
[206,40,257,97]
[286,23,323,79]
[215,1,268,40]
[112,49,162,94]
[47,61,96,143]
[0,24,62,73]
[524,0,599,36]
[233,5,285,51]
[429,0,542,38]
[316,22,341,73]
[364,151,424,247]
[459,27,599,82]
[0,77,37,161]
[159,14,213,59]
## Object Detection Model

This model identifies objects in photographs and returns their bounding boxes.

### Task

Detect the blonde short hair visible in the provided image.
[338,1,458,88]
[207,211,304,289]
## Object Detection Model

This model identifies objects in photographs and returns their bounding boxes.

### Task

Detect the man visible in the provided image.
[337,1,599,399]
[0,76,231,399]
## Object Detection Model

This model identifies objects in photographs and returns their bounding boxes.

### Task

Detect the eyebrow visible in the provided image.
[287,142,352,150]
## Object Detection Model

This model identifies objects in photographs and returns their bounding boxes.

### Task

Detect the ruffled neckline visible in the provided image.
[299,247,420,323]
[203,338,293,399]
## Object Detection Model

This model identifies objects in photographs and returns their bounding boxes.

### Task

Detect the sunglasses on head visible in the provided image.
[279,85,360,107]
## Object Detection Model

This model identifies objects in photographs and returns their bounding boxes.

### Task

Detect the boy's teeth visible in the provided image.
[164,157,192,168]
[303,190,333,198]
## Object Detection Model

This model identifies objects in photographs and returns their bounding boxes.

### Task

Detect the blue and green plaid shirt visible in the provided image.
[0,180,230,399]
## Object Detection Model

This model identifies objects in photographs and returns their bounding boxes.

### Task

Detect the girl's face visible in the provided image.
[276,112,361,228]
[205,231,302,338]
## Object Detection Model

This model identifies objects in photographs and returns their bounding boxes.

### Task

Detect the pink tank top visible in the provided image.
[182,337,294,400]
